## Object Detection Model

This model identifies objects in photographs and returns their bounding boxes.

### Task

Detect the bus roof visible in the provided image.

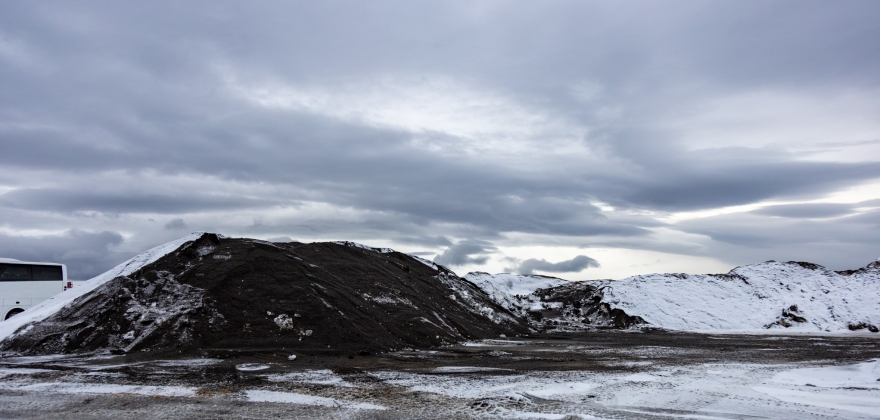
[0,258,65,266]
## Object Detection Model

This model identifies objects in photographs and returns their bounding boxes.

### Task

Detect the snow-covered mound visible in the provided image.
[598,261,880,333]
[464,272,569,314]
[0,232,206,344]
[474,260,880,334]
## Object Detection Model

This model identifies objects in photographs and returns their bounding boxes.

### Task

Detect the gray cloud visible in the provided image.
[392,236,454,247]
[0,1,879,276]
[674,208,880,269]
[0,230,124,279]
[0,188,282,214]
[517,255,600,275]
[164,218,187,230]
[434,240,497,267]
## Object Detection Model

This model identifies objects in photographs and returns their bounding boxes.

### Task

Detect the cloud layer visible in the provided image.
[1,1,879,278]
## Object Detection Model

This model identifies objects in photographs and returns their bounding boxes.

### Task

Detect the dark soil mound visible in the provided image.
[2,234,528,357]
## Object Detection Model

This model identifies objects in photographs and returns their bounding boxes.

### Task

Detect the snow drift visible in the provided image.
[471,261,880,333]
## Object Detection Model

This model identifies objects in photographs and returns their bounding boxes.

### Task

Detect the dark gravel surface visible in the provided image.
[0,331,878,419]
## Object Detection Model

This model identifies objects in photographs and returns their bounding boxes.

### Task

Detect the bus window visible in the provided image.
[0,264,31,281]
[32,265,63,281]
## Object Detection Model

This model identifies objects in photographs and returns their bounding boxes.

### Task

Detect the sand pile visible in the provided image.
[1,233,528,356]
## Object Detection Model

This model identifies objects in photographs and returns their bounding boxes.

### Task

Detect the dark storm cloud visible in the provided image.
[434,240,497,267]
[1,1,879,275]
[517,255,600,275]
[0,230,124,279]
[0,188,282,214]
[164,218,187,230]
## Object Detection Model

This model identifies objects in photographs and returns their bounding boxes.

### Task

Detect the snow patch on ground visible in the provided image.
[523,382,595,399]
[771,359,880,389]
[370,370,601,401]
[432,366,513,373]
[753,360,880,415]
[0,232,205,344]
[266,369,354,387]
[236,363,271,371]
[245,390,386,410]
[753,386,880,416]
[0,382,196,397]
[0,368,56,377]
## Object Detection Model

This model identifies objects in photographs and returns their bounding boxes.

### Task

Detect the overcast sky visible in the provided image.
[2,1,879,280]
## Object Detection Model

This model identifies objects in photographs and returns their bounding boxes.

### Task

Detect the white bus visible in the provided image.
[0,258,68,320]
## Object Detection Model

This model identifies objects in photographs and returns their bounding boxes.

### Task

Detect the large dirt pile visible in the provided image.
[1,234,528,356]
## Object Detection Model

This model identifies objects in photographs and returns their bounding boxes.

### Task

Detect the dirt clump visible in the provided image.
[2,233,528,357]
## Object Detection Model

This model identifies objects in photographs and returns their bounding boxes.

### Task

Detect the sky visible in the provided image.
[1,1,879,280]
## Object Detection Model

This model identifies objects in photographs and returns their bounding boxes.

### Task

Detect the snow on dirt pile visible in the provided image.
[474,261,880,334]
[0,232,206,344]
[0,271,224,354]
[1,233,528,356]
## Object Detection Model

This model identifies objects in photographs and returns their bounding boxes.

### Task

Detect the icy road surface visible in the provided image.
[0,332,878,419]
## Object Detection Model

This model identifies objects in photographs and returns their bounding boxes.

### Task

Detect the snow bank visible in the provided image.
[472,261,880,334]
[0,232,205,344]
[599,261,880,333]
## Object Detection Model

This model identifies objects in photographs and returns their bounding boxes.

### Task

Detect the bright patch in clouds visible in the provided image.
[226,73,588,157]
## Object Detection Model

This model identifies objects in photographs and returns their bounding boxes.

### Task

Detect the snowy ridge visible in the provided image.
[597,261,880,333]
[0,232,205,344]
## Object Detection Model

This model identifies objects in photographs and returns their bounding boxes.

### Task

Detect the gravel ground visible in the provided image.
[1,331,879,419]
